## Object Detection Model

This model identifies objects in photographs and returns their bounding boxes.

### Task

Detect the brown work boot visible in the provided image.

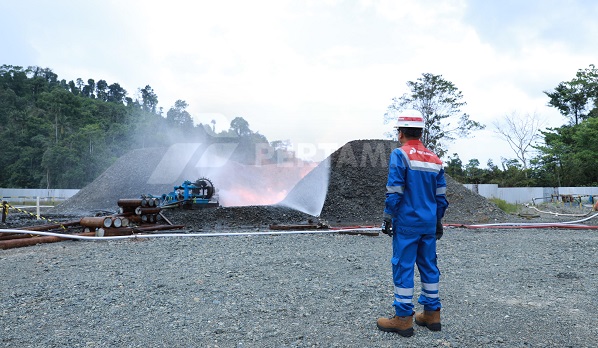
[376,314,414,337]
[415,309,441,331]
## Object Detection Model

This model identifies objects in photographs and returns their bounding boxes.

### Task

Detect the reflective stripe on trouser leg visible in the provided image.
[416,233,441,311]
[391,233,420,316]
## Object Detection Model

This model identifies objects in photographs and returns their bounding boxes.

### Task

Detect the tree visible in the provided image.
[534,126,576,187]
[444,153,464,180]
[492,111,545,169]
[139,85,159,113]
[577,64,598,118]
[166,100,193,128]
[570,117,598,185]
[31,67,57,99]
[107,83,127,104]
[82,79,95,98]
[545,81,589,125]
[384,73,484,157]
[464,158,483,184]
[95,79,108,101]
[230,116,251,137]
[532,118,598,186]
[544,64,598,125]
[68,80,79,95]
[498,158,535,187]
[76,78,85,92]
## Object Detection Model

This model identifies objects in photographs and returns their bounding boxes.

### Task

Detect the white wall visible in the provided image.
[464,184,598,204]
[0,188,79,203]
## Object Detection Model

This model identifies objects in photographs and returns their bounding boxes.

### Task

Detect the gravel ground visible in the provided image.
[2,206,598,347]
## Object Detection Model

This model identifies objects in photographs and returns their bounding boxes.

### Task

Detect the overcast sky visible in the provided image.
[2,0,597,166]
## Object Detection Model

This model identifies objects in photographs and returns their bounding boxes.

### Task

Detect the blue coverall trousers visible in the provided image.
[391,232,441,316]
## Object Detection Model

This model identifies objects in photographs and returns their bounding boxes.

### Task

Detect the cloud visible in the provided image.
[463,0,598,54]
[2,0,597,166]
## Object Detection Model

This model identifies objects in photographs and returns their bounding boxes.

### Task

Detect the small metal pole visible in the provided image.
[1,201,7,223]
[36,196,40,220]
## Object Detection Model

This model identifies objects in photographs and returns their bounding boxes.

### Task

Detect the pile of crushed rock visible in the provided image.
[283,139,509,225]
[51,140,510,229]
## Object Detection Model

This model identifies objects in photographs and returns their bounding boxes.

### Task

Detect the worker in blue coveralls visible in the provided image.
[376,113,449,337]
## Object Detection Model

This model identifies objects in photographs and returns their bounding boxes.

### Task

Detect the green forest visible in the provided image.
[0,65,272,189]
[1,64,598,189]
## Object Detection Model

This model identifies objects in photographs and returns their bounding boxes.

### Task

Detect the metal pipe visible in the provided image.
[19,220,80,231]
[0,233,32,241]
[80,216,112,228]
[117,199,143,207]
[135,207,161,215]
[111,217,122,228]
[0,231,96,249]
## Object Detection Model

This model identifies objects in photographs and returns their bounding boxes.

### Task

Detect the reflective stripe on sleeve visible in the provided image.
[387,185,404,194]
[436,187,447,195]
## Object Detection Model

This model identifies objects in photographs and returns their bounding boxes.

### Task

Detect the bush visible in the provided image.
[489,198,519,214]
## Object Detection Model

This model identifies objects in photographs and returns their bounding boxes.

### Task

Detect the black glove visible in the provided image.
[436,220,443,240]
[381,217,393,237]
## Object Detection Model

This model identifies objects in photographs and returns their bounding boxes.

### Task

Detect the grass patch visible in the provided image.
[489,198,519,214]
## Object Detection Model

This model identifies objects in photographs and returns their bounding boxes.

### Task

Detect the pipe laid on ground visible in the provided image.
[17,221,81,231]
[0,231,96,249]
[3,212,597,249]
[446,223,598,229]
[462,212,598,228]
[0,224,188,249]
[530,206,594,217]
[0,227,379,243]
[0,233,32,241]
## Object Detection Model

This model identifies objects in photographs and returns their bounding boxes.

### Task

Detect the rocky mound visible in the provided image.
[51,147,172,214]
